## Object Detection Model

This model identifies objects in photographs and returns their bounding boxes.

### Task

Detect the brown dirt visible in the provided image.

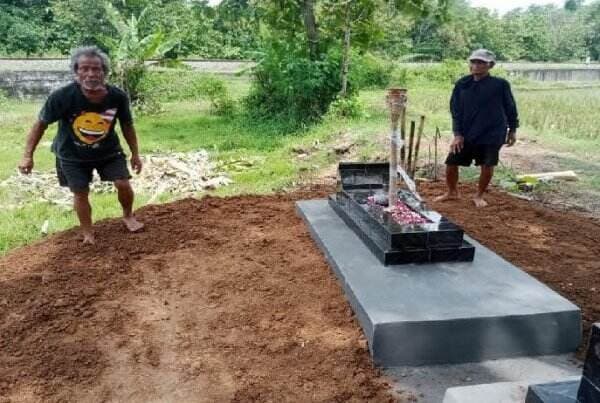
[0,187,398,403]
[1,182,599,402]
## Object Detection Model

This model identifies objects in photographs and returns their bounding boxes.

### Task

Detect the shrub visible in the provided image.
[135,70,235,115]
[244,42,346,125]
[191,77,237,115]
[327,95,365,119]
[349,52,393,89]
[0,89,8,107]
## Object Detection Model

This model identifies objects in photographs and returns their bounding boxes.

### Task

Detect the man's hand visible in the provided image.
[506,130,517,147]
[450,135,464,154]
[131,154,143,174]
[18,156,34,175]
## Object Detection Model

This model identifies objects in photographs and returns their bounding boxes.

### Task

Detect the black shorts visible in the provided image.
[56,153,131,192]
[445,143,502,167]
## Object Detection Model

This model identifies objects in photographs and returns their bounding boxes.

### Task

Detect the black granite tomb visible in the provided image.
[525,323,600,403]
[328,162,475,265]
[578,323,600,402]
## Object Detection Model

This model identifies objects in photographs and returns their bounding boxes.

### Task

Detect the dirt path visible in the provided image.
[1,183,599,402]
[500,136,600,216]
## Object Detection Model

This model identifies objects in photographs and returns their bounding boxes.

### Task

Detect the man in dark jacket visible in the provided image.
[436,49,519,207]
[18,46,144,244]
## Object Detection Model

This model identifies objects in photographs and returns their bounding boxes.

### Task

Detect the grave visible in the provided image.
[296,199,581,366]
[296,88,581,367]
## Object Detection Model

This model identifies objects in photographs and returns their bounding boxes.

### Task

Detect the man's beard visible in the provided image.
[81,79,104,91]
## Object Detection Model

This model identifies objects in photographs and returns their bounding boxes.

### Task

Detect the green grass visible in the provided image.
[2,76,600,254]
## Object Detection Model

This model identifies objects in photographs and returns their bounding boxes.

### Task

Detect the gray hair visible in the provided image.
[70,46,111,74]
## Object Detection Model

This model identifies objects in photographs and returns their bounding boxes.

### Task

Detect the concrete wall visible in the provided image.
[506,68,600,81]
[0,70,72,98]
[1,59,599,98]
[0,59,254,98]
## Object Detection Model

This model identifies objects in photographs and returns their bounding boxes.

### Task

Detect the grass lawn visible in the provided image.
[1,75,600,254]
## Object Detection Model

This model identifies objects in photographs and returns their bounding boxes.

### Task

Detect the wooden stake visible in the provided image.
[434,126,440,181]
[400,108,406,168]
[407,120,415,175]
[427,143,432,178]
[412,115,425,177]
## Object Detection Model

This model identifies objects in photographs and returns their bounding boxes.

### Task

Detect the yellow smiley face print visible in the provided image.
[72,112,110,145]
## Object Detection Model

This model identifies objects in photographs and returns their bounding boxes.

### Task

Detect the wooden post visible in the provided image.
[400,108,406,168]
[412,115,425,177]
[407,120,415,176]
[427,143,432,178]
[387,88,407,208]
[434,126,440,181]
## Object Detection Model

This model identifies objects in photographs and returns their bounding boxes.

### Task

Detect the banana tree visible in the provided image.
[104,2,180,101]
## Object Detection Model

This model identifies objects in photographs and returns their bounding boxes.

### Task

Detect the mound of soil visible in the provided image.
[1,182,599,402]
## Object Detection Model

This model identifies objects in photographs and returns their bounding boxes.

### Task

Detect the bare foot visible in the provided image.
[473,196,488,208]
[434,192,459,202]
[82,232,95,245]
[123,216,144,232]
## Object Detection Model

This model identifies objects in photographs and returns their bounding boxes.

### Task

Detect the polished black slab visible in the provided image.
[525,380,579,403]
[578,323,600,402]
[335,190,465,250]
[329,196,474,265]
[331,162,475,265]
[526,323,600,403]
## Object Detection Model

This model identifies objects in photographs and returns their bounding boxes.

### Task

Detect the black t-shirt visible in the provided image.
[450,75,519,146]
[39,82,133,162]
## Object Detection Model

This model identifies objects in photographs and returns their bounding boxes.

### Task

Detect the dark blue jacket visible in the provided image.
[450,75,519,146]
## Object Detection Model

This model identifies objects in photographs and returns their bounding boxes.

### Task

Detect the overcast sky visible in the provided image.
[206,0,571,13]
[468,0,567,14]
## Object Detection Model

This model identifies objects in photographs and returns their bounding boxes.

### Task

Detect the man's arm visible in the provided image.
[503,80,519,147]
[449,84,465,154]
[121,122,142,174]
[18,120,48,174]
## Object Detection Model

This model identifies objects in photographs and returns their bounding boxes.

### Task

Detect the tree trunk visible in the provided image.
[340,1,352,98]
[302,0,319,60]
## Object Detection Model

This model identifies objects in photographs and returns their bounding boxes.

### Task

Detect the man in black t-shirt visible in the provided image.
[435,49,519,207]
[19,46,144,244]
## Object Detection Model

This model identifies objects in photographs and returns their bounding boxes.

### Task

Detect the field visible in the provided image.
[2,77,600,253]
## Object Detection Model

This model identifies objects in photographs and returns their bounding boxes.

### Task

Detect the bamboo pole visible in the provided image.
[411,115,425,177]
[386,88,407,208]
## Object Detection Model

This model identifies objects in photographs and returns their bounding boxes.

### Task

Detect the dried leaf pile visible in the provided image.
[0,150,235,209]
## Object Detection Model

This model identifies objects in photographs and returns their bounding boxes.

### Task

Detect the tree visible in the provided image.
[587,1,600,60]
[0,1,54,55]
[320,0,381,96]
[246,0,448,123]
[103,3,179,100]
[213,0,260,58]
[564,0,584,12]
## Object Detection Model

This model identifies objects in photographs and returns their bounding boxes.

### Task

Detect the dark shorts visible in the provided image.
[56,153,131,192]
[445,143,502,167]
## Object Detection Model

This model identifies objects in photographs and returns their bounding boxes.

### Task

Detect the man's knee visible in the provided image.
[72,190,89,200]
[113,179,132,191]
